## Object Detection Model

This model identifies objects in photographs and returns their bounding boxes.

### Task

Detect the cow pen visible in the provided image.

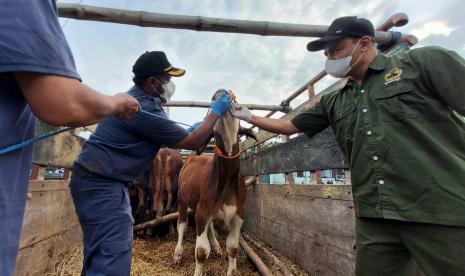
[14,5,422,276]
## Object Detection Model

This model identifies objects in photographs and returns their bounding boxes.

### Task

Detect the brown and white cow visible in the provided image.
[130,149,183,226]
[173,104,257,276]
[152,147,183,219]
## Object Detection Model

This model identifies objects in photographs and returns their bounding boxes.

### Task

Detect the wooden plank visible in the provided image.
[241,79,347,150]
[28,180,71,192]
[32,121,84,169]
[243,184,355,276]
[248,182,353,201]
[18,181,80,250]
[15,226,82,276]
[16,180,82,275]
[241,128,347,176]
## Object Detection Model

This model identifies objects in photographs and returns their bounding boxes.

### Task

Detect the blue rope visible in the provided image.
[0,127,74,155]
[0,110,194,155]
[140,110,193,127]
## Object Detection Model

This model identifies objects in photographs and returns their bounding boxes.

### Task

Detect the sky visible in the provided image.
[58,0,465,129]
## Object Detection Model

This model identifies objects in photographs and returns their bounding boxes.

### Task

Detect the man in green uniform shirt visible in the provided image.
[231,16,465,276]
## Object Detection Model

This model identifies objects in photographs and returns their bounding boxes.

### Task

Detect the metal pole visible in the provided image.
[164,101,291,112]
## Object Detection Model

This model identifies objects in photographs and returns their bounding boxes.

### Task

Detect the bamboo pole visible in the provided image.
[257,70,327,121]
[57,3,393,43]
[240,236,273,276]
[133,209,193,232]
[281,70,327,106]
[260,12,411,119]
[164,101,290,112]
[243,233,293,276]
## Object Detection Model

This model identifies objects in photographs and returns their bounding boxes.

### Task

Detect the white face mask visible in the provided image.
[161,81,175,101]
[325,39,364,78]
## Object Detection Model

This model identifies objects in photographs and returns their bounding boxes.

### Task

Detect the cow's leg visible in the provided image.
[155,158,166,219]
[208,222,223,256]
[165,187,174,214]
[168,220,175,236]
[136,187,145,222]
[165,158,175,213]
[226,214,243,276]
[194,208,212,276]
[152,162,162,220]
[155,186,165,219]
[173,201,188,264]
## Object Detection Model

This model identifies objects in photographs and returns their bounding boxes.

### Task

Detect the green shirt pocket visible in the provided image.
[333,103,357,159]
[374,80,420,122]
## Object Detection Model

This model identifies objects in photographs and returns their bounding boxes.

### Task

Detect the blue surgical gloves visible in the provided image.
[211,90,233,116]
[187,122,201,132]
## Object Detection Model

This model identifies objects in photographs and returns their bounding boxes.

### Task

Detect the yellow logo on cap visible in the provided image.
[384,68,402,85]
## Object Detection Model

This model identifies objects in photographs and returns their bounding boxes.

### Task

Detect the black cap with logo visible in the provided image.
[132,51,185,78]
[307,16,375,52]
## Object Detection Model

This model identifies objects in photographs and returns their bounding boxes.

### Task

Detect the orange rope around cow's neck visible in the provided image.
[213,145,242,159]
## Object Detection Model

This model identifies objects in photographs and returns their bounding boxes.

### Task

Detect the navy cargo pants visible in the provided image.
[70,166,133,276]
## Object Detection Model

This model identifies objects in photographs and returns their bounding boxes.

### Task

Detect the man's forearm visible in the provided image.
[190,113,217,148]
[174,112,218,150]
[249,115,299,135]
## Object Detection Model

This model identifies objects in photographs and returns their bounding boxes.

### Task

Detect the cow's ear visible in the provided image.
[239,126,258,141]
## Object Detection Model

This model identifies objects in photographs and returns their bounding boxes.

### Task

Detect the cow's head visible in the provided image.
[213,91,257,157]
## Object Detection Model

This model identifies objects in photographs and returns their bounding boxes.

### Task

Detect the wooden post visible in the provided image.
[315,170,323,185]
[63,168,70,181]
[307,84,315,99]
[345,170,352,185]
[282,135,295,184]
[30,164,40,180]
[255,144,263,183]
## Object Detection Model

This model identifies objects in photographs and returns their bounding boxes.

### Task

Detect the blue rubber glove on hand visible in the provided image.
[211,92,232,116]
[187,122,202,132]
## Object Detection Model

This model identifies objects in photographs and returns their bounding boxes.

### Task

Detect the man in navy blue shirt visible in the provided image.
[70,51,233,275]
[0,1,140,275]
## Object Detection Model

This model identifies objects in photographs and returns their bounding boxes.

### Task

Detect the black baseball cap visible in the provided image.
[132,51,185,78]
[307,16,375,52]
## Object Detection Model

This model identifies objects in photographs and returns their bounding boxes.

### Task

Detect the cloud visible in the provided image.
[60,0,463,127]
[411,21,455,40]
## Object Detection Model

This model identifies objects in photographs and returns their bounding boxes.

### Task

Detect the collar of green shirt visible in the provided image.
[345,54,389,88]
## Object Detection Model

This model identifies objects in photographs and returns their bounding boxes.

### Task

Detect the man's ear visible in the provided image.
[360,36,373,50]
